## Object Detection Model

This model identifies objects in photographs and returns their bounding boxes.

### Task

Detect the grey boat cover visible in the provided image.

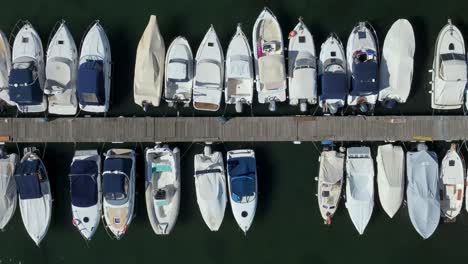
[0,154,17,229]
[320,151,344,184]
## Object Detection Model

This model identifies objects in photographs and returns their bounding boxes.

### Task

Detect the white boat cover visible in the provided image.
[440,146,464,219]
[345,147,374,235]
[134,15,165,108]
[379,19,415,105]
[0,153,18,229]
[320,151,343,184]
[258,55,286,90]
[0,31,12,105]
[406,145,440,239]
[376,144,404,218]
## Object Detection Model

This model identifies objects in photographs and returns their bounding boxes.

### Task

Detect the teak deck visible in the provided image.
[0,116,464,143]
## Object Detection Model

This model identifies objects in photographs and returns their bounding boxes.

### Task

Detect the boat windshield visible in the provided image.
[105,192,126,200]
[228,157,256,204]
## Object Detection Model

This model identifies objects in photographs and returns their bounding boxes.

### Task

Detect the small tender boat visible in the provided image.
[430,19,467,110]
[227,149,257,234]
[193,26,223,111]
[0,146,18,230]
[440,144,464,221]
[0,30,13,106]
[316,143,344,225]
[252,8,287,111]
[102,149,136,239]
[345,147,374,235]
[288,18,317,112]
[134,15,165,111]
[164,36,193,108]
[15,147,51,245]
[9,22,47,113]
[45,21,78,115]
[318,33,348,115]
[376,144,404,218]
[225,24,254,113]
[378,19,415,108]
[406,143,440,239]
[77,21,111,113]
[194,145,227,231]
[346,22,379,113]
[69,150,101,240]
[145,144,180,235]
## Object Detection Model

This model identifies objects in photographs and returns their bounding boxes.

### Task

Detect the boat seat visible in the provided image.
[167,59,189,81]
[193,102,218,110]
[46,57,72,91]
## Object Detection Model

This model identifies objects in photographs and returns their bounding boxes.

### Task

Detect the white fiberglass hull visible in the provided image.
[0,31,13,106]
[317,150,344,223]
[440,145,464,220]
[0,153,18,229]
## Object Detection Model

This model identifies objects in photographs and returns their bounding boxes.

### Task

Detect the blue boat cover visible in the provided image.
[103,158,132,194]
[15,160,42,200]
[228,157,256,202]
[8,67,43,105]
[70,160,98,207]
[320,72,348,100]
[77,60,105,106]
[350,61,378,96]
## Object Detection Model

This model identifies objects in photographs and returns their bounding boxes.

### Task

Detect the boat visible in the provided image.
[193,26,223,111]
[0,145,18,230]
[225,24,254,113]
[430,19,467,110]
[15,147,51,245]
[252,8,286,111]
[0,30,13,106]
[316,142,344,225]
[69,150,101,240]
[45,21,78,115]
[102,149,136,239]
[318,33,348,114]
[440,143,464,221]
[406,143,440,239]
[194,145,227,231]
[8,22,47,113]
[134,15,165,111]
[288,18,317,112]
[145,144,180,235]
[346,22,379,113]
[77,21,111,113]
[376,144,404,218]
[164,36,193,108]
[227,149,257,234]
[378,19,415,108]
[345,147,374,235]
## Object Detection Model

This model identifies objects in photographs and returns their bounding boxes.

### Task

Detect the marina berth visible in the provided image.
[165,36,193,108]
[0,30,13,106]
[0,146,18,230]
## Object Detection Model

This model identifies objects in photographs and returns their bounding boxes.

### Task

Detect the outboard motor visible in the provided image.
[383,99,397,109]
[268,99,277,112]
[142,101,150,112]
[299,99,307,112]
[235,101,243,113]
[0,145,5,159]
[327,103,339,115]
[359,103,369,113]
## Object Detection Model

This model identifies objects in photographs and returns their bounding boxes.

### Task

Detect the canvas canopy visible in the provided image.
[194,154,224,200]
[15,160,42,200]
[320,72,348,100]
[228,55,251,79]
[228,157,256,202]
[350,61,378,96]
[440,54,467,81]
[77,60,105,106]
[258,55,285,88]
[320,151,344,184]
[195,59,221,87]
[8,65,43,105]
[167,59,189,81]
[103,158,132,195]
[70,160,98,207]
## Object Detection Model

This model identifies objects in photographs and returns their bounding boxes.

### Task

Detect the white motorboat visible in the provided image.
[288,18,317,112]
[440,144,464,221]
[145,144,180,235]
[193,26,223,111]
[0,30,13,106]
[378,19,415,108]
[194,145,227,231]
[45,21,78,115]
[227,149,257,234]
[9,22,47,113]
[430,19,467,110]
[164,36,193,108]
[252,8,286,111]
[316,144,344,225]
[318,33,348,114]
[69,150,101,240]
[134,15,165,111]
[225,24,254,113]
[15,147,51,245]
[345,147,374,235]
[376,144,404,218]
[0,146,18,230]
[406,143,440,239]
[346,22,379,113]
[77,21,111,113]
[102,149,136,239]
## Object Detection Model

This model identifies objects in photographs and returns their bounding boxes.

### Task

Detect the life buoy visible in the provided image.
[288,30,296,39]
[72,218,81,226]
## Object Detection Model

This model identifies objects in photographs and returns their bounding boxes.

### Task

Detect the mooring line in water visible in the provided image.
[311,141,320,155]
[99,142,107,156]
[42,142,47,159]
[180,142,195,159]
[311,105,319,116]
[15,142,20,155]
[250,103,254,117]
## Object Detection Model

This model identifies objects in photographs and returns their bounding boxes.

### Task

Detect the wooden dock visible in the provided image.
[0,116,465,142]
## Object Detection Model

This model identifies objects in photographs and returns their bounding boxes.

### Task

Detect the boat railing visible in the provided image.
[46,19,66,51]
[8,19,31,50]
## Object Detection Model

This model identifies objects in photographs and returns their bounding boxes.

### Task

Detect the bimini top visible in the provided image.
[70,160,98,207]
[77,60,105,106]
[15,160,43,200]
[8,65,42,105]
[228,157,256,202]
[350,50,378,96]
[439,53,467,81]
[103,158,132,195]
[320,72,348,100]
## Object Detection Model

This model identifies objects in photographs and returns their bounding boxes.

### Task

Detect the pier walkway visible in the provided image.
[0,116,464,143]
